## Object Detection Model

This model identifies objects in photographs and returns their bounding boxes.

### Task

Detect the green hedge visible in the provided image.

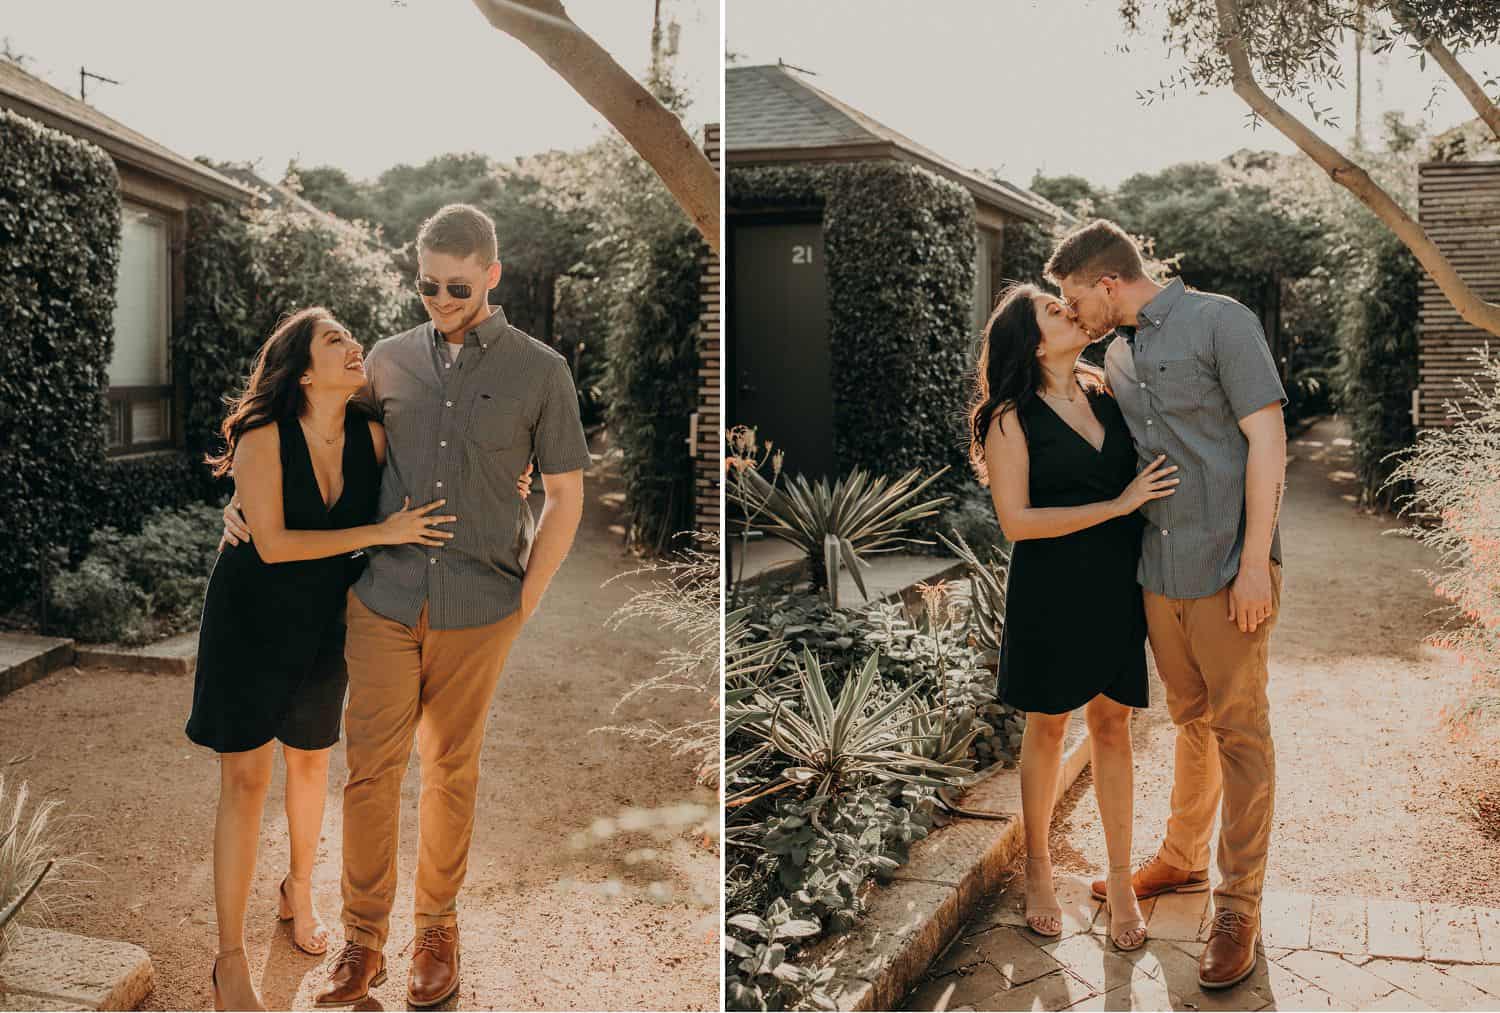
[1333,227,1420,510]
[0,109,121,610]
[727,161,977,528]
[97,452,214,534]
[603,223,706,553]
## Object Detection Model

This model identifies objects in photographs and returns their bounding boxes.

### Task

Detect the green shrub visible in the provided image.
[0,109,121,611]
[1332,228,1420,509]
[604,223,706,553]
[936,484,1006,559]
[96,452,212,534]
[727,161,978,535]
[48,559,149,644]
[46,503,221,645]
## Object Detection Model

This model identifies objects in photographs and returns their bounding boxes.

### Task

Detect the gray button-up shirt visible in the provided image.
[1103,278,1286,600]
[352,307,591,629]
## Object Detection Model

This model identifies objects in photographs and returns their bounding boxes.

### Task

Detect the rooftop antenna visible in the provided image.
[79,66,120,104]
[777,58,817,76]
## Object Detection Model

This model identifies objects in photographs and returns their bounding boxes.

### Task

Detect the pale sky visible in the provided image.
[7,0,719,181]
[728,0,1500,188]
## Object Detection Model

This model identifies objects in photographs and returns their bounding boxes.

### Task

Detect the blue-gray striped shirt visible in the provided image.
[352,307,591,629]
[1103,278,1286,600]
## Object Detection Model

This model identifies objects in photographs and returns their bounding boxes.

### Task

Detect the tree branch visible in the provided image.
[469,0,719,254]
[1214,0,1500,337]
[1389,3,1500,144]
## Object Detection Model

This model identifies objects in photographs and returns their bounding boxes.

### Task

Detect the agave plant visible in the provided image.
[732,648,973,803]
[0,776,64,964]
[936,529,1010,660]
[728,465,952,600]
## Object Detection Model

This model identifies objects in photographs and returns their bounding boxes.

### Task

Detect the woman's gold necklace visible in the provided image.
[300,418,343,446]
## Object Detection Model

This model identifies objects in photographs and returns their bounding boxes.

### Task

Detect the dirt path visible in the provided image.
[1038,415,1500,907]
[0,438,718,1011]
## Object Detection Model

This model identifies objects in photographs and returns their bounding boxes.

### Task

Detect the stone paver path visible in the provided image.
[902,875,1500,1011]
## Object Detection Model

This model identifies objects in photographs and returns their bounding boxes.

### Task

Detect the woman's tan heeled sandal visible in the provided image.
[1023,856,1063,938]
[1105,864,1148,951]
[279,876,330,955]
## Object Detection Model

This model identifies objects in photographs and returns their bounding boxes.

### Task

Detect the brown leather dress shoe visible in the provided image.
[1199,909,1259,989]
[1090,852,1209,902]
[408,925,460,1008]
[314,941,386,1007]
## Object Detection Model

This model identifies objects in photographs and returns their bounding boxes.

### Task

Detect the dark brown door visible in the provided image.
[727,218,835,481]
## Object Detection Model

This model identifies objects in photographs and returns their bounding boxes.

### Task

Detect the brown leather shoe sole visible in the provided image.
[1089,874,1210,903]
[313,967,387,1007]
[407,952,460,1009]
[1198,945,1258,990]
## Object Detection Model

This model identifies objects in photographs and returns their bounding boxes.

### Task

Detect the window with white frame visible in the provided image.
[107,203,172,450]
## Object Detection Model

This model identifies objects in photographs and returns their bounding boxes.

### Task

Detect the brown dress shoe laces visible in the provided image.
[413,926,456,957]
[329,941,368,972]
[1209,909,1255,944]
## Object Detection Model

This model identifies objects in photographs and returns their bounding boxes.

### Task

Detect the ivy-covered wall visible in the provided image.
[727,160,977,523]
[0,109,122,610]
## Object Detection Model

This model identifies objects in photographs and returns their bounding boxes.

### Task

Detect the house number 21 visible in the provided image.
[791,244,814,265]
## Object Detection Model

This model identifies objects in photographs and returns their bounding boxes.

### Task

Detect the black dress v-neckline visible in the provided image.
[292,411,353,514]
[1036,389,1108,456]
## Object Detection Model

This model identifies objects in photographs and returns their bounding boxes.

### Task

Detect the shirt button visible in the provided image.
[1146,419,1153,425]
[482,343,488,349]
[445,400,454,408]
[1139,381,1146,388]
[1161,529,1169,536]
[429,557,437,564]
[444,362,451,369]
[436,481,443,488]
[440,440,448,448]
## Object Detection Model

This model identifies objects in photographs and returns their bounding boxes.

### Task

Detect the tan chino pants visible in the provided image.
[1145,563,1281,921]
[340,589,525,950]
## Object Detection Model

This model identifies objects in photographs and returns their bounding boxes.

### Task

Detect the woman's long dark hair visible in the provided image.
[206,307,338,478]
[965,283,1106,486]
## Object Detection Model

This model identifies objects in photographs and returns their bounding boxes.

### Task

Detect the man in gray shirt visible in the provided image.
[1048,220,1287,991]
[223,204,589,1006]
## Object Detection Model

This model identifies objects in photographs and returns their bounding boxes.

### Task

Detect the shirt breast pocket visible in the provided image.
[1153,358,1211,415]
[466,392,527,452]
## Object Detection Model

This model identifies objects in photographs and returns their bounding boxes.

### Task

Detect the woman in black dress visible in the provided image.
[186,307,458,1011]
[966,284,1179,952]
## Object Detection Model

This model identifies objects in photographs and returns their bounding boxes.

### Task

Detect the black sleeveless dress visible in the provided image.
[997,388,1149,715]
[186,405,380,753]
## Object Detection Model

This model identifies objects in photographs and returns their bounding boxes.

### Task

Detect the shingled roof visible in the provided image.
[727,63,1063,225]
[0,60,253,204]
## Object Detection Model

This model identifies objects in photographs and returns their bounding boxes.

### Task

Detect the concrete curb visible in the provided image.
[0,634,76,700]
[0,925,154,1010]
[75,630,196,676]
[806,722,1094,1012]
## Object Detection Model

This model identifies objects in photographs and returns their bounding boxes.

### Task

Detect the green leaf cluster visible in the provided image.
[0,109,121,610]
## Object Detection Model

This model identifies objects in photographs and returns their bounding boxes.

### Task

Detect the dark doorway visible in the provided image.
[727,216,835,481]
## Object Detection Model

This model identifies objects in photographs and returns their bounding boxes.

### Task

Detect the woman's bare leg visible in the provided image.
[281,743,333,954]
[1019,710,1071,935]
[213,743,274,1011]
[1086,695,1147,948]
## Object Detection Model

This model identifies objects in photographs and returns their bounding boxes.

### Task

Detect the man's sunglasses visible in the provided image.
[416,278,473,300]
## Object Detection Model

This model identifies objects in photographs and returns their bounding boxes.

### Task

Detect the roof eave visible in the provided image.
[0,95,255,205]
[728,141,1058,225]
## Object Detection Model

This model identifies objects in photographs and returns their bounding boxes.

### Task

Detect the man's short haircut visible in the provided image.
[1044,219,1146,285]
[416,203,498,265]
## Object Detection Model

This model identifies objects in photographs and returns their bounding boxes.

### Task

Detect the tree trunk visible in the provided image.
[1213,0,1500,337]
[469,0,719,254]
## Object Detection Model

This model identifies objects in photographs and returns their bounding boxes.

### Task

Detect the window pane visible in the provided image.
[130,398,169,444]
[109,205,170,388]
